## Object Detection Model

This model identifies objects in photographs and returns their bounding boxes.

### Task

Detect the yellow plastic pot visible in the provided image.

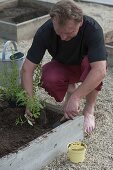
[67,142,87,163]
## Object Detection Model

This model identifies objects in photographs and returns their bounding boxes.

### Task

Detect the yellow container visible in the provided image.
[67,142,87,163]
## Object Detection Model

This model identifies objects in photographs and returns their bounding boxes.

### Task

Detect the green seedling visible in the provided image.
[16,116,26,126]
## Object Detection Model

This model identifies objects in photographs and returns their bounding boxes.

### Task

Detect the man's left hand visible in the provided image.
[64,94,80,119]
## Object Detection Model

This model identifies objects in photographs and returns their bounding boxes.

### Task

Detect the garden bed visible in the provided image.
[0,1,50,24]
[0,0,53,41]
[0,101,83,170]
[0,101,64,158]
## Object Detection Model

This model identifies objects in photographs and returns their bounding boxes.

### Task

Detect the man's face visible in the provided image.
[53,18,83,41]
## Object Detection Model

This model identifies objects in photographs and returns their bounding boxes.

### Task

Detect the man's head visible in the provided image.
[50,0,83,41]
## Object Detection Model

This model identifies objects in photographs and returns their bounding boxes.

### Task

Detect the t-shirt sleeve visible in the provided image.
[85,27,107,63]
[26,30,46,64]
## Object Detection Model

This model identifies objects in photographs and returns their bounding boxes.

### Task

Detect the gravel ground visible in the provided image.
[41,67,113,170]
[0,2,113,170]
[75,1,113,34]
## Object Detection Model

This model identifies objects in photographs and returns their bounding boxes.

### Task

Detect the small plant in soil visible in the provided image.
[16,90,44,120]
[0,55,44,125]
[16,115,26,126]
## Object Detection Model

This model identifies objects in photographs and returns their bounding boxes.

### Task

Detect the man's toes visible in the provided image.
[85,126,94,134]
[84,114,95,134]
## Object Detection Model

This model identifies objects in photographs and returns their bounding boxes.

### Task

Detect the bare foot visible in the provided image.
[84,114,95,134]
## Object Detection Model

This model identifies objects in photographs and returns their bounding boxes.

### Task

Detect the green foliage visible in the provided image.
[33,63,42,93]
[16,90,27,106]
[0,54,44,125]
[16,116,26,126]
[27,96,43,119]
[16,90,44,119]
[0,58,22,103]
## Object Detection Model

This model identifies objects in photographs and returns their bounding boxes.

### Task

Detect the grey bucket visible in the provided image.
[0,41,25,86]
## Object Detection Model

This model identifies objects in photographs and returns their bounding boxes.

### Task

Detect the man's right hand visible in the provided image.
[24,108,35,126]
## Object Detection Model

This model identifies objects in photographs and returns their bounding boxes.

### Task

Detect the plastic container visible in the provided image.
[67,142,87,163]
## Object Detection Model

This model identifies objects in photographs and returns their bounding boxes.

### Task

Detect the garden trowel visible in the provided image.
[52,115,68,128]
[39,109,49,128]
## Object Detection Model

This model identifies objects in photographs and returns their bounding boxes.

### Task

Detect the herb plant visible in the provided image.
[0,56,44,125]
[0,58,22,103]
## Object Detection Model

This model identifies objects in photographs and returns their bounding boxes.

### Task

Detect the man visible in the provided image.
[21,0,107,134]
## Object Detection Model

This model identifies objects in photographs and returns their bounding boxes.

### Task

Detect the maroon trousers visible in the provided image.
[41,56,102,102]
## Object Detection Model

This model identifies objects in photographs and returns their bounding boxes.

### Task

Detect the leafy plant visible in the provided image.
[0,51,44,125]
[0,57,22,103]
[33,63,42,93]
[16,90,44,119]
[16,116,26,126]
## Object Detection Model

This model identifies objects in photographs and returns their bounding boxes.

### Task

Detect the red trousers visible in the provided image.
[41,57,102,102]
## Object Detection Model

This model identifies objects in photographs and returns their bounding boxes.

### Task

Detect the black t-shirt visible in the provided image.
[27,15,107,65]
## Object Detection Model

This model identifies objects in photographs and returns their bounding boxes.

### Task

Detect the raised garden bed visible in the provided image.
[0,0,53,41]
[0,101,84,170]
[0,102,62,158]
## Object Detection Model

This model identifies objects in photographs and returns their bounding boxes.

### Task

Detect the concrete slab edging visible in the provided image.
[0,116,84,170]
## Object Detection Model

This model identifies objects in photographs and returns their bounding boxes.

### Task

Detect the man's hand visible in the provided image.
[24,108,35,126]
[64,94,80,119]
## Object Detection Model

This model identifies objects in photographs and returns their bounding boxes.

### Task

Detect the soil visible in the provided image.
[0,101,64,158]
[0,3,50,24]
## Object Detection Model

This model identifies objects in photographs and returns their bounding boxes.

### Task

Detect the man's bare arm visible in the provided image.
[64,60,107,119]
[21,58,37,97]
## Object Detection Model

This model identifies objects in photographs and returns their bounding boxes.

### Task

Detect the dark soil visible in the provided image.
[0,3,50,24]
[0,101,64,158]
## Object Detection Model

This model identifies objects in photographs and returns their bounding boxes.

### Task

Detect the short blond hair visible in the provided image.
[50,0,83,25]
